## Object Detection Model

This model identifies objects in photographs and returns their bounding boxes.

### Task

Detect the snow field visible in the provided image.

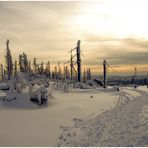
[58,86,148,147]
[0,86,118,146]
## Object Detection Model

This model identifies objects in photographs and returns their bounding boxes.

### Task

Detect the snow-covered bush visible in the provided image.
[114,85,120,91]
[44,80,50,88]
[48,89,55,103]
[63,84,69,93]
[30,86,55,105]
[14,82,22,93]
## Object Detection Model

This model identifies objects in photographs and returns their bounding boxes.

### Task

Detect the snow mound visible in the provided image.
[137,86,148,93]
[0,83,9,90]
[2,92,39,109]
[74,82,95,89]
[0,86,55,109]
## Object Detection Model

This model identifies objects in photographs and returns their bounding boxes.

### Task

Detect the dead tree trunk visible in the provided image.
[33,58,37,74]
[103,60,107,88]
[70,53,73,80]
[1,64,4,80]
[135,67,137,78]
[76,40,81,82]
[14,60,17,76]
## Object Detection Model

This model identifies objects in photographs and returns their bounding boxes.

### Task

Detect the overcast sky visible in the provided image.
[0,0,148,75]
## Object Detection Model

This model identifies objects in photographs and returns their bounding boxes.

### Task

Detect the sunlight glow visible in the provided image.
[68,0,148,38]
[0,1,148,75]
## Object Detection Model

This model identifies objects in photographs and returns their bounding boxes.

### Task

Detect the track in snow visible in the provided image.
[57,87,148,147]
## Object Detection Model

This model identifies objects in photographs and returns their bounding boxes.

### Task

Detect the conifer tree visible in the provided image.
[52,71,55,79]
[54,66,57,79]
[65,66,70,79]
[87,68,91,80]
[19,52,29,72]
[58,61,62,80]
[45,61,51,78]
[36,64,39,74]
[63,66,66,80]
[83,69,86,82]
[40,61,44,75]
[19,54,23,72]
[5,40,13,80]
[28,60,31,73]
[22,52,28,72]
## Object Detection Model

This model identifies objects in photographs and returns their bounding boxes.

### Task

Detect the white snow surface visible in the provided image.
[0,82,148,146]
[0,84,117,146]
[58,86,148,147]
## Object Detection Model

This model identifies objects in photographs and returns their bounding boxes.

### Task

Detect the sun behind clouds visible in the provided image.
[0,1,148,75]
[68,0,148,38]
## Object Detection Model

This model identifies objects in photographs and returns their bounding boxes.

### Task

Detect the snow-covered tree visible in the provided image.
[83,69,86,82]
[22,52,29,72]
[28,60,32,73]
[57,61,62,80]
[36,64,39,74]
[39,61,44,75]
[65,66,70,80]
[19,54,23,72]
[54,66,58,79]
[86,68,91,80]
[52,71,55,79]
[5,40,13,80]
[19,52,29,72]
[45,61,51,78]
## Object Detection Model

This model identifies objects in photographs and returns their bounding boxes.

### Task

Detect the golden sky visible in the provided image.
[0,0,148,75]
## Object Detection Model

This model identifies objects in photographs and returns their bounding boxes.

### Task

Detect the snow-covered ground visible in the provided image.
[0,78,148,147]
[58,86,148,147]
[0,84,118,146]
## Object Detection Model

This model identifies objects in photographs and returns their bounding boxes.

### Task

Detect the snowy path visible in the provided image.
[57,87,148,146]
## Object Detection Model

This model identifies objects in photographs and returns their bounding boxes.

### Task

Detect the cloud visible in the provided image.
[82,36,148,66]
[0,1,148,74]
[104,51,148,65]
[0,1,81,60]
[123,38,148,49]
